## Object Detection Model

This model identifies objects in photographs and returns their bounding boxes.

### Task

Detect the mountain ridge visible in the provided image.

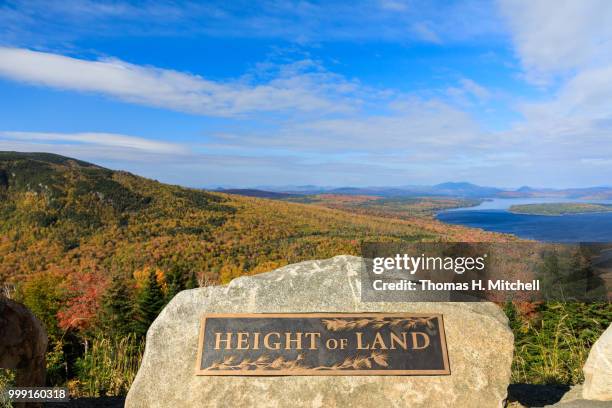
[221,182,612,200]
[0,151,506,285]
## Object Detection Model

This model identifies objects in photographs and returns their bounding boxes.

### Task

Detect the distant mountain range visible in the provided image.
[214,188,299,199]
[216,182,612,200]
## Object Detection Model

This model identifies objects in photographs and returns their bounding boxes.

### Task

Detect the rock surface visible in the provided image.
[582,324,612,401]
[0,297,47,387]
[126,255,514,408]
[545,385,611,407]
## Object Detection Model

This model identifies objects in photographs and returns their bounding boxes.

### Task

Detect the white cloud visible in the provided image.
[493,0,612,186]
[526,65,612,121]
[459,78,491,100]
[498,0,612,80]
[379,0,409,12]
[512,65,612,155]
[278,99,484,152]
[1,1,504,47]
[444,78,492,106]
[0,131,187,154]
[0,47,357,117]
[3,3,612,187]
[411,22,442,44]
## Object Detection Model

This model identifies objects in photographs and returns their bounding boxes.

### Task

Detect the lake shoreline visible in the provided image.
[508,202,612,216]
[435,198,612,242]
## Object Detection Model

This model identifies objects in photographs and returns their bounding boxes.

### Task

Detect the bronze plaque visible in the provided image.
[195,313,450,375]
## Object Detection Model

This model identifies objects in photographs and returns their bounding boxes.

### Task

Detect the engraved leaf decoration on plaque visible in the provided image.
[372,351,388,367]
[203,351,389,371]
[321,317,436,332]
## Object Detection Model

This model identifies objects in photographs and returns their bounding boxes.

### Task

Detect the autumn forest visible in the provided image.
[0,152,609,397]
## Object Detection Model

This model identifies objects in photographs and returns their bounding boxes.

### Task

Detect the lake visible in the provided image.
[436,198,612,242]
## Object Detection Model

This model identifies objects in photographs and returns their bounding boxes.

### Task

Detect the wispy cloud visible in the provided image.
[498,0,612,82]
[0,131,188,154]
[220,98,485,153]
[1,0,503,46]
[2,1,612,187]
[411,22,442,44]
[494,0,612,185]
[459,78,491,101]
[3,52,612,187]
[0,47,361,117]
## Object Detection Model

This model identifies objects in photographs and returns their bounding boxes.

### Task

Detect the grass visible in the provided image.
[506,302,611,385]
[71,334,144,397]
[0,369,15,408]
[74,302,609,396]
[1,302,609,401]
[512,314,589,384]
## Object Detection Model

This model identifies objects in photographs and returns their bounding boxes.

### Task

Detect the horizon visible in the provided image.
[1,1,612,188]
[6,148,612,192]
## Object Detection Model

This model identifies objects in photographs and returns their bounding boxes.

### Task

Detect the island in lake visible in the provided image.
[509,202,612,215]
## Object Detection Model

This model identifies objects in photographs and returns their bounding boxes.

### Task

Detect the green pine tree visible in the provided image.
[165,266,185,304]
[99,275,135,338]
[134,269,165,338]
[186,271,198,289]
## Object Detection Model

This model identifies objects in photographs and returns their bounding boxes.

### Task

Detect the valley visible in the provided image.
[1,151,609,398]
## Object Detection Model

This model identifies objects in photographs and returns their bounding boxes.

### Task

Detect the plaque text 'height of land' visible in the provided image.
[195,313,450,375]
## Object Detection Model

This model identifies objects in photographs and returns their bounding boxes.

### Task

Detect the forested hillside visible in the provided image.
[283,194,481,218]
[0,152,513,394]
[0,152,506,287]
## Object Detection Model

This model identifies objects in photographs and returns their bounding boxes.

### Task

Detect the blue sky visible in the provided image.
[0,0,611,188]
